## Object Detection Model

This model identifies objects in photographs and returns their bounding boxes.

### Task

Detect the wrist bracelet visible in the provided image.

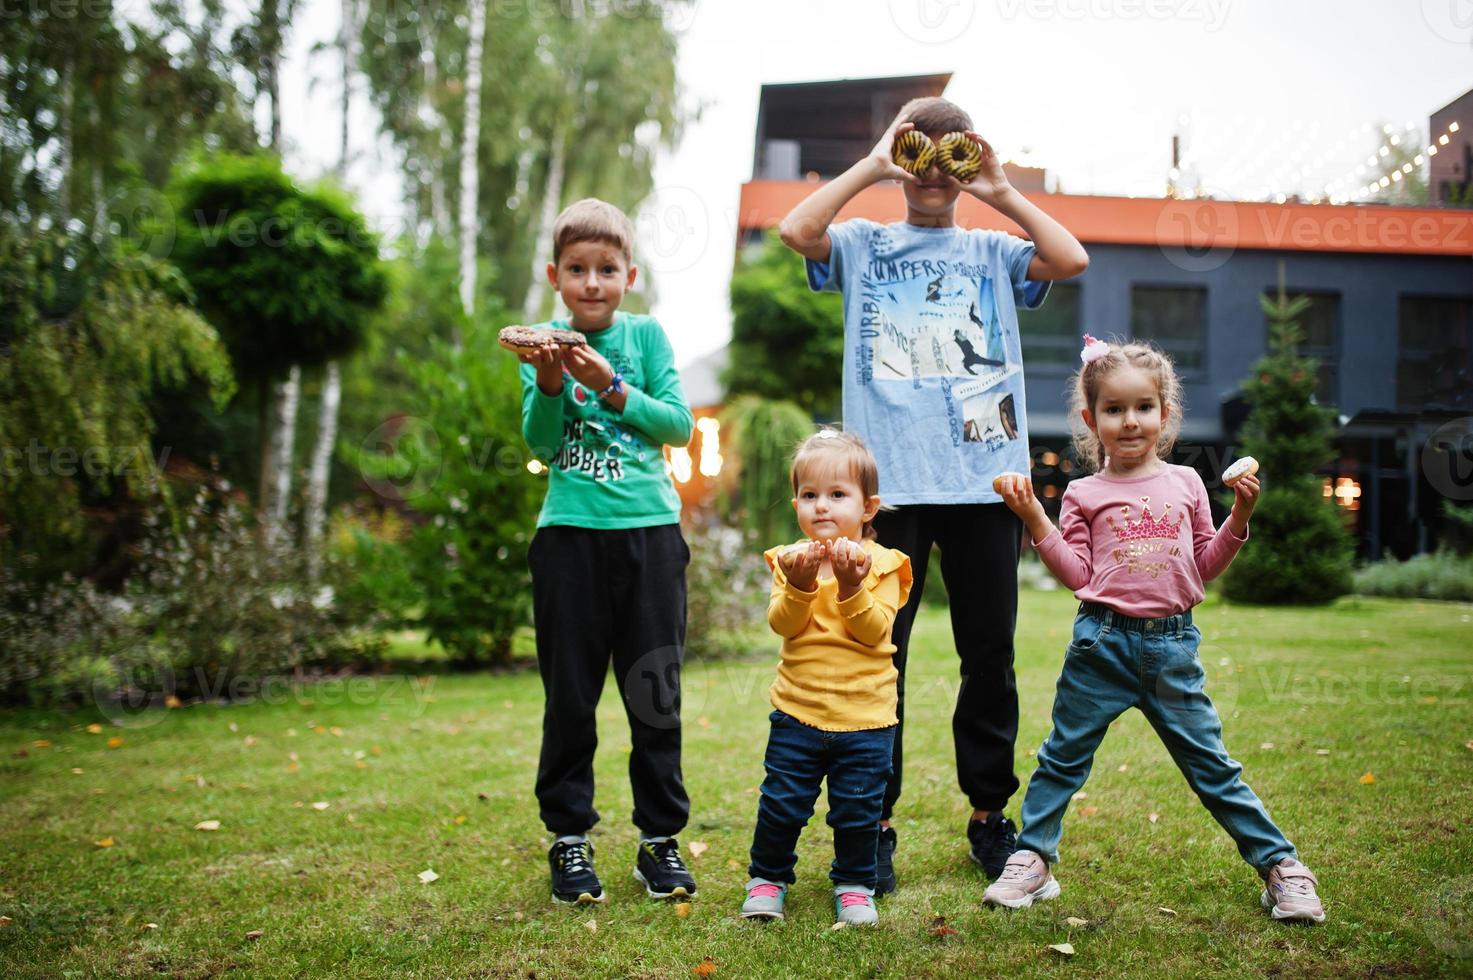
[597,373,625,399]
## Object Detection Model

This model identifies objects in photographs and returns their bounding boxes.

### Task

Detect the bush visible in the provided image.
[683,521,769,659]
[1354,550,1473,602]
[718,396,812,545]
[0,484,386,708]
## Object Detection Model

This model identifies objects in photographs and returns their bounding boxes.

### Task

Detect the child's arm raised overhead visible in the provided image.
[999,476,1092,591]
[777,111,918,262]
[954,132,1089,281]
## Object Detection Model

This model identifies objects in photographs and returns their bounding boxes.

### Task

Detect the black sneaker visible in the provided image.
[967,813,1019,880]
[633,837,697,899]
[549,838,606,904]
[875,826,898,895]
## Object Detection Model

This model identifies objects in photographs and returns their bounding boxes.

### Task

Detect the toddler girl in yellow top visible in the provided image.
[739,430,912,927]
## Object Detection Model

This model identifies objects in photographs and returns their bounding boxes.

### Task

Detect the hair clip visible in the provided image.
[1080,334,1111,365]
[813,428,842,439]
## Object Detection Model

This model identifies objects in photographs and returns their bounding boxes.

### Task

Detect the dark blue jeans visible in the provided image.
[1018,604,1296,872]
[747,710,896,888]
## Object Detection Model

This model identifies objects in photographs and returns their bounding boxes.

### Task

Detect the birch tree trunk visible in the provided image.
[456,0,487,340]
[268,363,301,544]
[520,127,566,323]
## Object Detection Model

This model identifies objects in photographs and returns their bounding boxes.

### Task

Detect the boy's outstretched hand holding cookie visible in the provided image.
[830,538,873,600]
[779,540,826,593]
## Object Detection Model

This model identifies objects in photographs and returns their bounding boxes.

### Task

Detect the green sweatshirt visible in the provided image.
[519,312,694,529]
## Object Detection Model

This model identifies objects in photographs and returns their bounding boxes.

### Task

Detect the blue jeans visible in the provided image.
[1018,604,1296,872]
[748,710,896,887]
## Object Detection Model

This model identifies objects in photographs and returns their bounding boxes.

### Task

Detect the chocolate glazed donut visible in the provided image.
[936,132,983,183]
[891,130,937,176]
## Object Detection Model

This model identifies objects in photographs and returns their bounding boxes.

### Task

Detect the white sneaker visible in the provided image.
[982,850,1060,908]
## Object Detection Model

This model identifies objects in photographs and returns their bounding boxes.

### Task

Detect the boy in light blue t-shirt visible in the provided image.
[779,96,1089,895]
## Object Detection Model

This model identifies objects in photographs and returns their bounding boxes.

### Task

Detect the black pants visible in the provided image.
[871,503,1022,818]
[527,523,691,837]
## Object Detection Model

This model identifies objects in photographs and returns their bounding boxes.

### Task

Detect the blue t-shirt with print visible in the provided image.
[807,219,1049,506]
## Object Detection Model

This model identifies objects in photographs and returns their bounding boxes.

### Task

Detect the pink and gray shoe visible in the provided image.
[1260,858,1325,923]
[982,849,1060,908]
[740,878,787,920]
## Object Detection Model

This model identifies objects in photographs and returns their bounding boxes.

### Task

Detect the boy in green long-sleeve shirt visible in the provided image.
[515,198,698,906]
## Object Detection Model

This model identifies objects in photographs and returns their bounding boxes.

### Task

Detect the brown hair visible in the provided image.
[551,198,635,264]
[899,96,973,136]
[789,429,882,540]
[1068,338,1184,472]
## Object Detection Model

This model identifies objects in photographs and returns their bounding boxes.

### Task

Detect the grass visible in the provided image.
[2,590,1471,977]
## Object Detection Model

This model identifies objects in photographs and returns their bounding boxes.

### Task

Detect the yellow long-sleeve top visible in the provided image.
[762,539,913,732]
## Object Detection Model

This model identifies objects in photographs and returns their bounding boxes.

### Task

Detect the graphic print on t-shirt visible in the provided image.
[858,226,1021,453]
[548,349,650,483]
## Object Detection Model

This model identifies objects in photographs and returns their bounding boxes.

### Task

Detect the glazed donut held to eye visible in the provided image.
[891,130,936,176]
[937,132,983,182]
[497,324,587,355]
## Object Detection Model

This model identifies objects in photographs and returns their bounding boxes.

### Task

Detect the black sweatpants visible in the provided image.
[527,523,691,838]
[871,503,1023,819]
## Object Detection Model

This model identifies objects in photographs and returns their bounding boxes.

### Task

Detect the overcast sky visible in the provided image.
[280,0,1473,368]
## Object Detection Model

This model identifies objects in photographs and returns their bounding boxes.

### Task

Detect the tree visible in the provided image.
[718,396,812,546]
[169,155,388,540]
[0,223,235,577]
[725,231,845,419]
[1220,269,1354,604]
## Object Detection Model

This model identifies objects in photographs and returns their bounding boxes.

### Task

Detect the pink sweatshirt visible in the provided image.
[1033,464,1248,619]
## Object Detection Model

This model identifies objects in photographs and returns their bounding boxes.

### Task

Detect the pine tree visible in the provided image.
[1221,268,1354,604]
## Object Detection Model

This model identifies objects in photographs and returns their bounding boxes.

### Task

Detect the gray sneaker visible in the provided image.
[982,849,1060,908]
[740,878,787,920]
[1260,858,1325,923]
[833,884,878,926]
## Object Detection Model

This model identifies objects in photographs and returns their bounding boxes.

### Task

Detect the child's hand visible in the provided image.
[866,110,920,185]
[830,538,872,597]
[518,342,566,395]
[1228,473,1260,535]
[952,132,1013,206]
[997,473,1055,544]
[778,540,825,592]
[563,344,616,392]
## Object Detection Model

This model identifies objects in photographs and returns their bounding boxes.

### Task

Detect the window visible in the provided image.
[1267,291,1339,406]
[1398,295,1473,409]
[1019,281,1081,369]
[1131,285,1206,372]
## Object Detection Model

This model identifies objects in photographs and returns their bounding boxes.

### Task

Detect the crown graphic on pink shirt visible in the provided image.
[1106,499,1185,542]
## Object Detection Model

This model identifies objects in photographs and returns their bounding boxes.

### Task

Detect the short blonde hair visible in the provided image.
[789,429,882,540]
[552,198,635,264]
[1069,338,1184,472]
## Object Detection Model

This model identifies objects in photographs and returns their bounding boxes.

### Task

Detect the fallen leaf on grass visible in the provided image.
[245,929,263,940]
[286,763,299,774]
[696,717,711,729]
[693,956,716,976]
[928,915,958,938]
[688,841,709,859]
[243,736,257,748]
[95,837,115,848]
[452,815,467,825]
[107,736,124,749]
[674,902,691,918]
[164,694,182,709]
[830,921,846,931]
[71,768,83,775]
[418,868,439,884]
[1079,806,1099,817]
[1048,943,1075,956]
[311,801,330,811]
[1158,907,1177,917]
[1148,813,1159,824]
[330,727,343,737]
[228,723,238,733]
[1315,749,1330,756]
[194,820,221,832]
[12,750,27,759]
[286,729,298,737]
[478,792,490,801]
[1465,740,1473,751]
[141,922,158,930]
[31,738,51,748]
[1071,791,1088,801]
[726,859,740,870]
[1359,772,1375,785]
[1065,916,1089,928]
[0,916,12,927]
[513,911,524,921]
[583,918,597,934]
[1117,764,1128,772]
[86,724,103,734]
[1260,742,1275,750]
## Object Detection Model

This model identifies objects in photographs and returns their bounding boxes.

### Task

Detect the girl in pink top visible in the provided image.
[980,336,1325,924]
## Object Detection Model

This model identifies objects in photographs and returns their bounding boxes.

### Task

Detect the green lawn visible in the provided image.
[3,590,1471,977]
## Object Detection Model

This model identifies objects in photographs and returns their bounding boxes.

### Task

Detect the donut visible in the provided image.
[992,471,1028,494]
[1222,456,1259,486]
[937,132,982,182]
[891,130,936,176]
[497,324,586,354]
